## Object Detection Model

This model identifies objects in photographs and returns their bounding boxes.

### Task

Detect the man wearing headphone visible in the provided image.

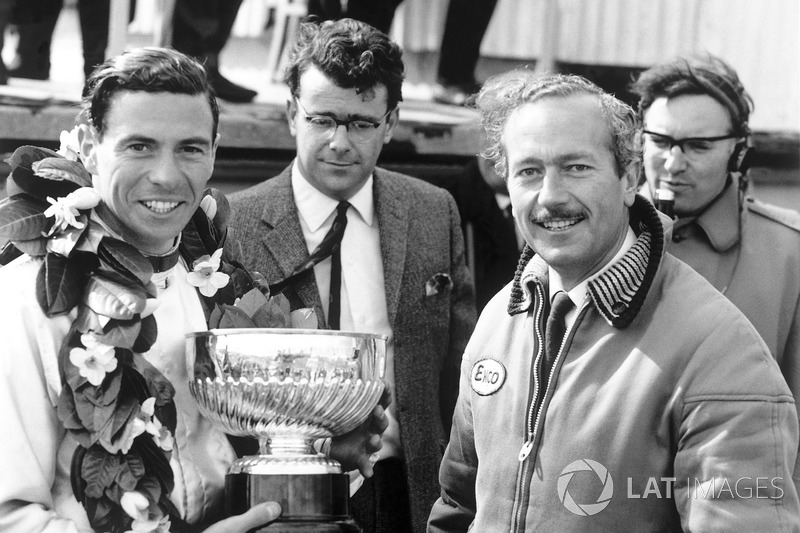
[632,55,800,478]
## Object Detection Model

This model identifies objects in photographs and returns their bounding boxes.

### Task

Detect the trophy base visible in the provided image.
[248,520,359,532]
[226,471,357,531]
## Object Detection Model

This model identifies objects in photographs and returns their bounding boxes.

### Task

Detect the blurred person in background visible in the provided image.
[171,0,258,102]
[632,58,800,483]
[227,18,476,532]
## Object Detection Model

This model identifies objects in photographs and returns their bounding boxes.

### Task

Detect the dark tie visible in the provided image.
[327,202,350,329]
[542,291,574,381]
[270,202,351,326]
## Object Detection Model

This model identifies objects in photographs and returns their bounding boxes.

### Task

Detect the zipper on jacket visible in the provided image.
[511,283,546,531]
[518,283,546,463]
[512,287,582,532]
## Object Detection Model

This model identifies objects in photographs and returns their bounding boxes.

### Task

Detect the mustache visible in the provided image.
[530,208,587,223]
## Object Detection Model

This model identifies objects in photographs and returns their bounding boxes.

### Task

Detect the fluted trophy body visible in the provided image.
[187,329,386,531]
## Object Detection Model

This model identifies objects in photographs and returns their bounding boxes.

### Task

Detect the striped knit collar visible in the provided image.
[507,195,665,329]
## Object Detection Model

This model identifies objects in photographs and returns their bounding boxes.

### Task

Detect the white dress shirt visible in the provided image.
[291,163,403,468]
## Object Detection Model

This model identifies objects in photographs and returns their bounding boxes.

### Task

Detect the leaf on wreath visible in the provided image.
[130,352,176,406]
[155,399,178,436]
[95,317,142,350]
[105,392,139,446]
[33,156,93,186]
[180,212,217,260]
[8,145,60,172]
[227,264,255,304]
[117,452,146,491]
[58,387,92,439]
[0,241,23,265]
[192,205,219,254]
[81,367,122,408]
[37,251,97,317]
[84,276,148,320]
[6,146,83,199]
[207,188,231,236]
[82,445,122,499]
[70,445,88,502]
[207,303,223,329]
[291,307,319,329]
[84,491,117,530]
[218,304,258,329]
[134,445,172,495]
[75,305,103,335]
[235,287,270,317]
[46,222,88,257]
[0,195,50,241]
[132,314,158,353]
[121,361,152,402]
[97,238,154,286]
[10,237,47,258]
[251,298,289,329]
[74,386,117,434]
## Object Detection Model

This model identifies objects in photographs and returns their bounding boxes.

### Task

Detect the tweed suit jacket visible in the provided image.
[226,165,477,532]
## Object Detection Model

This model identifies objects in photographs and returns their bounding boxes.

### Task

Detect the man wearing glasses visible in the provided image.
[227,18,476,533]
[632,54,800,487]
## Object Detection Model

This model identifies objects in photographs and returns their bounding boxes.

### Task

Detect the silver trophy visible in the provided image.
[186,329,386,531]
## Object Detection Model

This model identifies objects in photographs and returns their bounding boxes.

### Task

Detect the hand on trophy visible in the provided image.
[330,386,393,477]
[202,501,282,532]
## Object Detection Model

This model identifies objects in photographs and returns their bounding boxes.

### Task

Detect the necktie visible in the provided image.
[327,202,350,329]
[270,202,351,324]
[542,291,574,381]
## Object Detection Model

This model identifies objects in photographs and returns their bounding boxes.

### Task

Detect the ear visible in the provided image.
[621,160,639,207]
[211,132,221,164]
[78,124,99,175]
[286,98,298,137]
[382,107,399,144]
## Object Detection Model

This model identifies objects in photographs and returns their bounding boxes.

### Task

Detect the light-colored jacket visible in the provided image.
[429,196,800,532]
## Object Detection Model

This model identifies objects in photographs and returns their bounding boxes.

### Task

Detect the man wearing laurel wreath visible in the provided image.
[0,47,387,533]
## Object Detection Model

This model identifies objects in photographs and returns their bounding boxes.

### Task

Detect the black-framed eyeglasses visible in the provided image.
[642,129,737,158]
[295,98,393,142]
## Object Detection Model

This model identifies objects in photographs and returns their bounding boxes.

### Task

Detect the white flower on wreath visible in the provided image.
[57,127,81,161]
[141,397,174,451]
[121,492,171,532]
[187,248,230,297]
[69,333,118,386]
[200,195,217,220]
[43,187,101,236]
[99,413,146,455]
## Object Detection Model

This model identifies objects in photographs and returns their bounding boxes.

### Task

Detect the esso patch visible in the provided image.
[470,359,506,396]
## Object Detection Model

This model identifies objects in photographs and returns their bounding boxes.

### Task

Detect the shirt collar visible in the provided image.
[291,159,375,230]
[640,177,741,252]
[548,226,637,306]
[687,181,741,252]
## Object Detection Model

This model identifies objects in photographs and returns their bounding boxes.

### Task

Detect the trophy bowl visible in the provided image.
[186,329,386,531]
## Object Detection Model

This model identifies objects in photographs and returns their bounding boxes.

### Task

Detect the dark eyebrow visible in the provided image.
[315,110,385,122]
[115,135,212,148]
[180,136,213,147]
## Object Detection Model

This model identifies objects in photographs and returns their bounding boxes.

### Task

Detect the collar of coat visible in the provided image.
[507,195,665,329]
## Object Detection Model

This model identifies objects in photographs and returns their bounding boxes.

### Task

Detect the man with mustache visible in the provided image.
[227,18,476,533]
[428,71,799,531]
[632,55,800,463]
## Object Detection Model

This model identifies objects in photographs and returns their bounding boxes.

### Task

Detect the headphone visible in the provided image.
[728,141,752,174]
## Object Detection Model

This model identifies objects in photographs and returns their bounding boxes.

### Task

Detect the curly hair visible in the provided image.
[629,54,753,138]
[82,47,219,139]
[475,70,641,179]
[284,18,404,112]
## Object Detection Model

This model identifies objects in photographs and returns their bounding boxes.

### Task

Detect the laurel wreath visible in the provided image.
[0,135,314,532]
